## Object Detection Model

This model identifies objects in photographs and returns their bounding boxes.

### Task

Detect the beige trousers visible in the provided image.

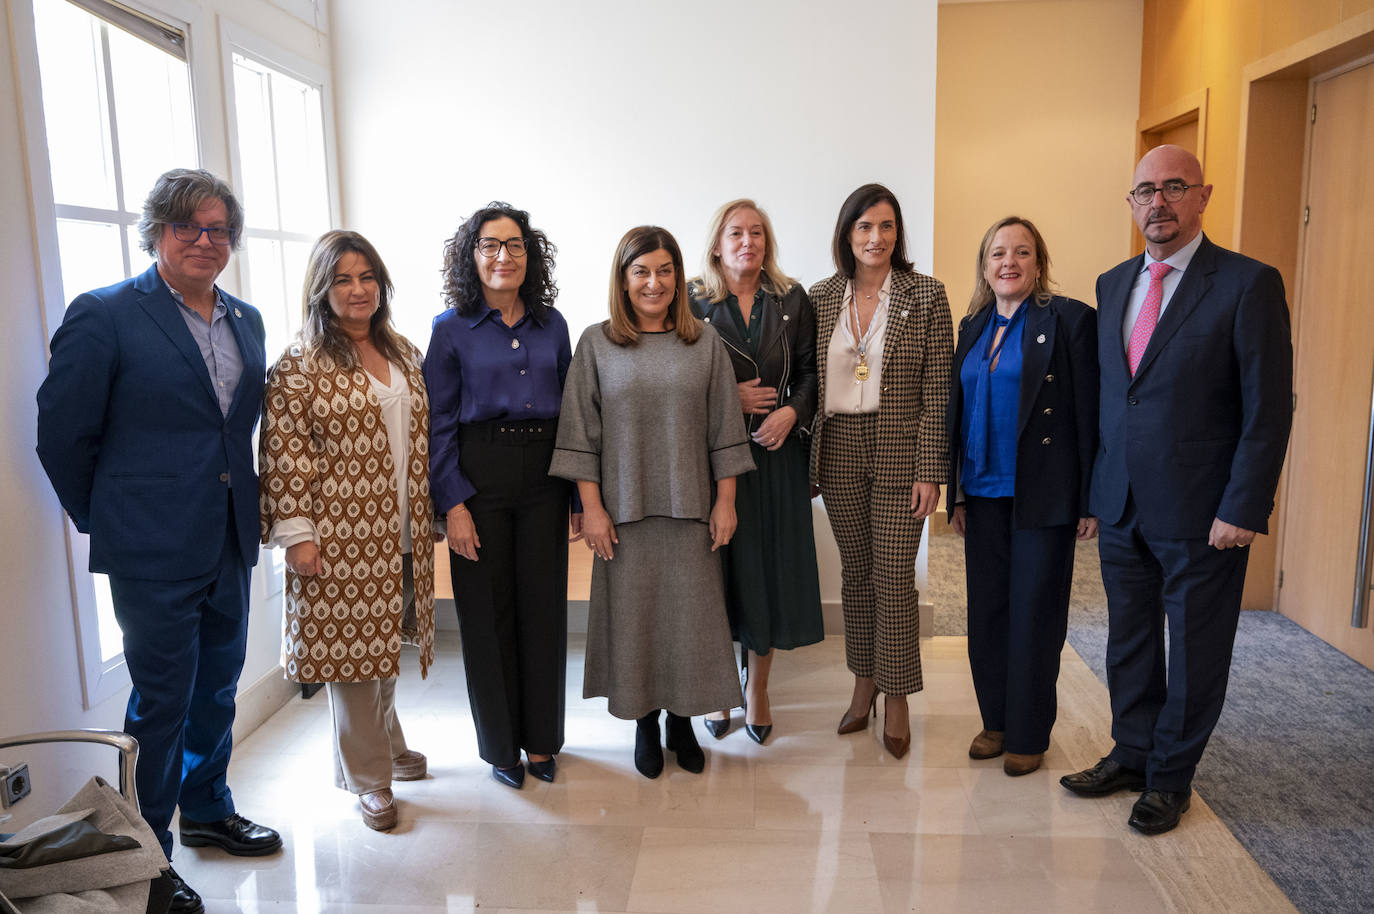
[326,555,415,794]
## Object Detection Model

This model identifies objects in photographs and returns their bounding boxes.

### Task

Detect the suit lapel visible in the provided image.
[1100,256,1140,382]
[1017,302,1056,436]
[881,270,916,375]
[813,277,844,417]
[135,264,218,405]
[1131,237,1217,383]
[223,296,262,419]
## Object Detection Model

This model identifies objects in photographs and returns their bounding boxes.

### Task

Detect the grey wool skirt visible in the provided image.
[584,515,744,720]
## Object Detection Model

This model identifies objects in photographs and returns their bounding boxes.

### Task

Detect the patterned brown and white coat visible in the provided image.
[259,344,435,684]
[808,268,954,487]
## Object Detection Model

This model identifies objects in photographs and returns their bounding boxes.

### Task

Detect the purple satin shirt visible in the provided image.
[423,304,572,512]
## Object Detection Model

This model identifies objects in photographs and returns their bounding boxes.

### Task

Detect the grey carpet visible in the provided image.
[927,532,1374,914]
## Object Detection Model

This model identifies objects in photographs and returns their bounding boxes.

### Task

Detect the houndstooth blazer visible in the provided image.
[808,268,954,489]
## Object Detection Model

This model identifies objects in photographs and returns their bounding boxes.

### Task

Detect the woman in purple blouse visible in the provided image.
[423,202,581,789]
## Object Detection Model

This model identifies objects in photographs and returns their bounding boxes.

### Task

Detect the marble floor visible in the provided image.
[173,632,1297,913]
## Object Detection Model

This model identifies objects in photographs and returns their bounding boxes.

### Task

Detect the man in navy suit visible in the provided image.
[37,169,280,913]
[1059,146,1292,834]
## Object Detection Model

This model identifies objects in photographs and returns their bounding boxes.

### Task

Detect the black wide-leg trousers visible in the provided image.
[963,495,1076,755]
[450,420,570,769]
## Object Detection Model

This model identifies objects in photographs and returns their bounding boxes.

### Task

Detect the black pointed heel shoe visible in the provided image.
[745,723,772,745]
[527,757,557,782]
[704,714,731,739]
[491,764,525,789]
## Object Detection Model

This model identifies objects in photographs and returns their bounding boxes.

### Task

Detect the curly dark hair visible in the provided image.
[441,202,558,317]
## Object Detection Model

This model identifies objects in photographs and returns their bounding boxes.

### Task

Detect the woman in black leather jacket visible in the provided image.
[688,198,824,745]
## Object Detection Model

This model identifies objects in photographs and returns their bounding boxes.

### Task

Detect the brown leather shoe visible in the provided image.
[360,788,397,831]
[882,731,911,759]
[392,749,427,781]
[968,729,1005,759]
[837,693,877,734]
[1003,752,1043,776]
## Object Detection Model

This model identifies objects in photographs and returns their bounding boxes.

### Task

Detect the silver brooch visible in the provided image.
[1037,333,1046,344]
[511,339,520,350]
[901,309,909,318]
[234,307,243,318]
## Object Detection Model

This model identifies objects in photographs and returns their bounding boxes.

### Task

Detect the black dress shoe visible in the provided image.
[635,711,664,779]
[1129,788,1191,834]
[1059,758,1147,797]
[745,723,772,745]
[179,813,282,856]
[491,764,525,789]
[162,866,205,914]
[527,757,556,782]
[703,715,731,739]
[664,712,705,773]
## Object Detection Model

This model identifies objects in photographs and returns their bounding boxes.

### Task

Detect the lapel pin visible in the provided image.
[901,309,909,318]
[1037,333,1046,344]
[782,314,789,321]
[234,307,243,318]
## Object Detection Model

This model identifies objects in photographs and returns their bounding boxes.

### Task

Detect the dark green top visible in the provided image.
[720,290,766,356]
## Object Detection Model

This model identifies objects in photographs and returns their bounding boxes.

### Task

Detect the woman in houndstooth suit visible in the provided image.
[810,183,954,759]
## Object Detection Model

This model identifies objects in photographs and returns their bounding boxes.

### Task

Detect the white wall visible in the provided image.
[330,0,940,347]
[0,0,330,822]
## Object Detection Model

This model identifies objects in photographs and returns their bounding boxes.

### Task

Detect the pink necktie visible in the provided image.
[1127,262,1172,376]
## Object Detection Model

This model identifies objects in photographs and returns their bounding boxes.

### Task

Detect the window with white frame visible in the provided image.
[228,50,331,360]
[31,0,199,671]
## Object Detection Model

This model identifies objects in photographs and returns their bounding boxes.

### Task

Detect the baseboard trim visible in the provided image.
[232,665,298,743]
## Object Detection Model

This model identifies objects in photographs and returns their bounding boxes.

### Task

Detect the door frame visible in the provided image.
[1235,12,1374,614]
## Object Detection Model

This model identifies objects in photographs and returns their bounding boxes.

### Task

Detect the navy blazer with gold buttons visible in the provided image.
[945,295,1098,528]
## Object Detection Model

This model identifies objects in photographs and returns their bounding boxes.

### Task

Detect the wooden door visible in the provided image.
[1276,60,1374,670]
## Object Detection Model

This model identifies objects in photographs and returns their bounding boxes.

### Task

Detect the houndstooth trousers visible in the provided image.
[818,413,925,695]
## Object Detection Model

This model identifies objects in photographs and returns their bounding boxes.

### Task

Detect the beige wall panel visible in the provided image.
[1261,0,1342,55]
[1347,0,1374,17]
[934,0,1143,316]
[1151,0,1205,106]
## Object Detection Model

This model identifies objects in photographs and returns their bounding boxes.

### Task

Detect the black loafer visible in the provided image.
[1059,758,1147,797]
[492,764,525,789]
[527,757,556,782]
[635,711,664,779]
[162,866,205,914]
[664,712,705,773]
[179,813,282,856]
[745,723,772,745]
[1128,788,1191,834]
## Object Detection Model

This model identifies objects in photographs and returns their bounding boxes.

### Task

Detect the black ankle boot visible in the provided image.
[664,712,705,773]
[635,710,664,779]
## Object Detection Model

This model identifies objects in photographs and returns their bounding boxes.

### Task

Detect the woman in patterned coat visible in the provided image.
[810,183,954,759]
[260,230,435,831]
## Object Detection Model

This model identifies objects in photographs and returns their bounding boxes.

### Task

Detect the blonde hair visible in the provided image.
[693,199,797,303]
[604,225,700,347]
[967,216,1056,316]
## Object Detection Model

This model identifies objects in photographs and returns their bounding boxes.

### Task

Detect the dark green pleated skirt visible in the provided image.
[721,435,825,654]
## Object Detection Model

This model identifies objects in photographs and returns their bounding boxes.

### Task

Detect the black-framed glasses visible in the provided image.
[476,236,528,258]
[170,222,235,246]
[1128,181,1202,205]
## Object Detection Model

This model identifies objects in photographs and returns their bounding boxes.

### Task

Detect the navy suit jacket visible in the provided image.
[946,296,1099,528]
[1090,235,1292,539]
[37,262,267,583]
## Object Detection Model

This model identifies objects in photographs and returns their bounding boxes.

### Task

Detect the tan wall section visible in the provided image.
[935,0,1144,316]
[1140,0,1373,248]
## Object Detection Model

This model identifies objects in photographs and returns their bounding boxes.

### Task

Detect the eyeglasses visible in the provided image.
[170,222,235,246]
[1128,181,1203,205]
[475,237,527,258]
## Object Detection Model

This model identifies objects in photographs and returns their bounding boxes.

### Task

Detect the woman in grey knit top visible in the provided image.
[550,225,754,779]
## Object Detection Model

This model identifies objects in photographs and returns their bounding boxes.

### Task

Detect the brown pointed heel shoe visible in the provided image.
[968,729,1005,759]
[882,731,911,760]
[1003,752,1043,776]
[837,693,877,734]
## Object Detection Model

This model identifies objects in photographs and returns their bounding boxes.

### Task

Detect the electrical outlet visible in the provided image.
[0,764,30,808]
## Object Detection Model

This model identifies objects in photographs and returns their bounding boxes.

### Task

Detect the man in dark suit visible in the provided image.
[1059,145,1293,834]
[37,169,280,913]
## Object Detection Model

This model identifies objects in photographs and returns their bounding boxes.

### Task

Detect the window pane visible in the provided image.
[270,74,329,231]
[232,56,279,230]
[33,0,116,210]
[281,238,310,337]
[107,24,197,203]
[93,574,123,662]
[55,219,125,304]
[246,237,289,358]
